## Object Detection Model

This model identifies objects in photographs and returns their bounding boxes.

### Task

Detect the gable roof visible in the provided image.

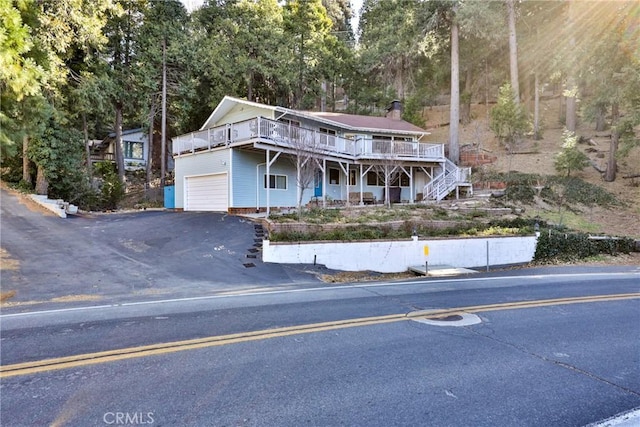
[201,96,429,136]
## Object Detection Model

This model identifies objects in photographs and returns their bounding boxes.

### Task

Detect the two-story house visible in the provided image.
[172,96,471,213]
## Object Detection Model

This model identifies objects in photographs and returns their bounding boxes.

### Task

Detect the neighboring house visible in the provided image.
[172,96,471,213]
[91,128,148,171]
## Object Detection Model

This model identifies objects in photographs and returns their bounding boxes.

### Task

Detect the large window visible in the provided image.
[392,174,410,187]
[264,174,287,190]
[366,171,409,187]
[367,171,384,186]
[329,168,340,185]
[319,127,336,147]
[349,169,356,186]
[124,141,144,159]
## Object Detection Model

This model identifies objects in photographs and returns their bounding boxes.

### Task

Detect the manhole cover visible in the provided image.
[243,263,256,268]
[412,313,482,327]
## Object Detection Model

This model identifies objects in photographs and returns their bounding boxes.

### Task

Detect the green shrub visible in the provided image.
[554,130,589,177]
[534,230,634,262]
[94,161,124,210]
[490,83,530,150]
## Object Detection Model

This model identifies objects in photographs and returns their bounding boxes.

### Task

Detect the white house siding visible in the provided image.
[213,104,274,127]
[174,149,230,209]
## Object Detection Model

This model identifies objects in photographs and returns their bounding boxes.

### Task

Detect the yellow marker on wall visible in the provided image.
[423,245,429,256]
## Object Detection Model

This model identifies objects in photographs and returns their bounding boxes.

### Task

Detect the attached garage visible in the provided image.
[184,173,228,211]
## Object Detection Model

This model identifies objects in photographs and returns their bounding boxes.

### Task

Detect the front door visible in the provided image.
[313,170,322,197]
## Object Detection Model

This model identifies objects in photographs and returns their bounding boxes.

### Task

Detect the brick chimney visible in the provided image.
[386,100,402,120]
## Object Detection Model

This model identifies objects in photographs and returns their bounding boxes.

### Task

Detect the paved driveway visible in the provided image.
[0,187,324,311]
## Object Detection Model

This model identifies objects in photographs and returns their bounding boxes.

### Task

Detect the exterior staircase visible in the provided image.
[423,158,472,202]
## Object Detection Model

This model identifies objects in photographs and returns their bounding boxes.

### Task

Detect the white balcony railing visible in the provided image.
[173,117,445,161]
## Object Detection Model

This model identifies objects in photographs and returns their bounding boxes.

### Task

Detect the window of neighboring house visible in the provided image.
[124,141,144,160]
[319,128,337,147]
[264,174,287,190]
[366,171,384,186]
[329,168,340,185]
[349,169,356,186]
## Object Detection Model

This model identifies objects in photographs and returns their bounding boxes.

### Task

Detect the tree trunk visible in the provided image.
[146,99,156,187]
[565,78,577,132]
[507,0,519,104]
[558,90,565,125]
[460,67,472,125]
[533,71,541,140]
[35,164,48,195]
[83,113,92,178]
[565,1,577,132]
[485,60,490,125]
[161,37,167,188]
[595,104,606,131]
[247,69,253,102]
[22,135,31,185]
[605,103,619,182]
[114,103,126,184]
[449,5,460,165]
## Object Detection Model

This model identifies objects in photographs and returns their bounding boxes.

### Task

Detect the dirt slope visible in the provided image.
[423,100,640,239]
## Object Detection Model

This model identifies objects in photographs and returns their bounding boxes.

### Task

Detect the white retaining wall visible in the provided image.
[263,235,538,273]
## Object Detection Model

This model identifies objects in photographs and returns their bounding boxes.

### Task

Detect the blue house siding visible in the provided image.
[231,149,299,209]
[174,149,230,209]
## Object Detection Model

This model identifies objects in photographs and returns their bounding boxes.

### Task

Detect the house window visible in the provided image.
[278,119,301,141]
[264,174,287,190]
[319,127,336,147]
[366,171,384,186]
[391,174,410,187]
[329,168,340,185]
[349,169,356,186]
[124,141,144,159]
[372,135,392,154]
[278,118,300,127]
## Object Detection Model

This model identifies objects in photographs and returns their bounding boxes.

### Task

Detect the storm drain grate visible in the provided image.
[243,263,256,268]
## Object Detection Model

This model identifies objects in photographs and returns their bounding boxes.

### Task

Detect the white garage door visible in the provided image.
[185,173,228,211]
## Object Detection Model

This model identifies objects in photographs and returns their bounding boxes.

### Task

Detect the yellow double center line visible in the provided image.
[2,293,638,378]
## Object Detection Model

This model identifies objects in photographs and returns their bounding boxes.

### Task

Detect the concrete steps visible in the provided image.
[29,195,78,218]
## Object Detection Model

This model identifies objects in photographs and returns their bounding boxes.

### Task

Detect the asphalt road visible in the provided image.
[1,187,327,310]
[1,272,639,426]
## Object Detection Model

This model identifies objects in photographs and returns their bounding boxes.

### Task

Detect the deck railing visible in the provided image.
[173,117,445,161]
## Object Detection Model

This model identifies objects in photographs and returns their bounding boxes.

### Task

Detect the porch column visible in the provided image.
[337,161,349,204]
[265,149,282,216]
[266,149,271,217]
[410,166,414,203]
[359,164,364,205]
[322,158,327,208]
